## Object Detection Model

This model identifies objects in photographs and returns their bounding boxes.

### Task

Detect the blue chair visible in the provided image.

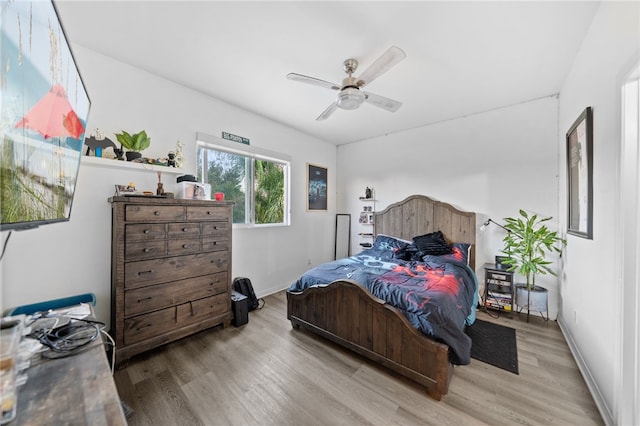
[4,293,96,316]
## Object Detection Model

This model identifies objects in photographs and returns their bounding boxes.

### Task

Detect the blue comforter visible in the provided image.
[288,248,478,365]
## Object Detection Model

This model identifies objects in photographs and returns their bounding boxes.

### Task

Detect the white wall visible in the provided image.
[556,2,639,424]
[0,46,337,325]
[337,96,562,317]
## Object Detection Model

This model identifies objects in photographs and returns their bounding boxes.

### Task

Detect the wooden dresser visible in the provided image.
[109,196,233,363]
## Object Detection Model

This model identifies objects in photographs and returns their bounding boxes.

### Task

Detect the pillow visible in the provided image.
[412,230,452,256]
[437,243,472,265]
[372,234,411,254]
[393,242,416,260]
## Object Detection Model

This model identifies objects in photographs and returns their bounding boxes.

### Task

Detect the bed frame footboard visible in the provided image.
[286,280,453,400]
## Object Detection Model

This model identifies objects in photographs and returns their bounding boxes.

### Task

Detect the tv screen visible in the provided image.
[1,0,91,231]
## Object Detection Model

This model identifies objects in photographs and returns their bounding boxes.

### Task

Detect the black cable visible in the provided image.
[0,231,12,261]
[30,317,106,358]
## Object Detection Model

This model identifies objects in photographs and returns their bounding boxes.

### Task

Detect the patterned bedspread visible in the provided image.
[288,247,478,365]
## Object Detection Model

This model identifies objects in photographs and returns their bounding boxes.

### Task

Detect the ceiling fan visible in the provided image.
[287,46,406,121]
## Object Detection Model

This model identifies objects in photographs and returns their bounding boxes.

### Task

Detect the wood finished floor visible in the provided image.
[113,290,603,425]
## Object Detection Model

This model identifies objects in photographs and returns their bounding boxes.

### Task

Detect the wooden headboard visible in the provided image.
[374,195,477,269]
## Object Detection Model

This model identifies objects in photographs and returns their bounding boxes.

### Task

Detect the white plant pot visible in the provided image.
[515,284,548,313]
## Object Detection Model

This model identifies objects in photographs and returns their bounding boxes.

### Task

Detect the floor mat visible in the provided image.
[465,318,519,374]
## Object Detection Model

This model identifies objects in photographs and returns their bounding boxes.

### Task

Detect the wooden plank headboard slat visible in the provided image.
[373,195,477,269]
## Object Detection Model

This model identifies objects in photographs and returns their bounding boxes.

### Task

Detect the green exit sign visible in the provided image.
[222,132,249,145]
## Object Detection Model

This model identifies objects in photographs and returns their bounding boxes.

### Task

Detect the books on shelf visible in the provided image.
[485,290,513,311]
[485,300,512,311]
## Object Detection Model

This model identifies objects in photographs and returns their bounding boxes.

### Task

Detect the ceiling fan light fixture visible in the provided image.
[337,87,366,110]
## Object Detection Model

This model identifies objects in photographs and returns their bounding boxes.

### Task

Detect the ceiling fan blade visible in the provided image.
[287,73,341,91]
[356,46,406,88]
[316,102,339,121]
[363,91,402,112]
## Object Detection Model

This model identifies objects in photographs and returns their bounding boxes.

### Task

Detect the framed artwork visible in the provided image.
[566,107,593,239]
[307,163,327,211]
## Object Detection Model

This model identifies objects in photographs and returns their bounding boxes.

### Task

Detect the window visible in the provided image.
[196,133,290,226]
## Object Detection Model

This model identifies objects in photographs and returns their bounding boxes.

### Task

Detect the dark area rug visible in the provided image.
[465,319,519,374]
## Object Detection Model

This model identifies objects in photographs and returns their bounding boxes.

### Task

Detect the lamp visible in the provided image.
[480,218,509,233]
[481,218,512,266]
[337,87,366,110]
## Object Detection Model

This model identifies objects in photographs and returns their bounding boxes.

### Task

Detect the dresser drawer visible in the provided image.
[123,293,229,345]
[126,240,167,261]
[187,206,229,221]
[124,272,228,317]
[167,223,201,238]
[167,238,201,256]
[125,205,184,222]
[202,221,229,237]
[123,305,177,345]
[124,252,228,289]
[185,293,229,323]
[202,237,228,252]
[125,223,166,242]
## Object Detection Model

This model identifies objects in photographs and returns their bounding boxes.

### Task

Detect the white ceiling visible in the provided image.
[55,1,600,145]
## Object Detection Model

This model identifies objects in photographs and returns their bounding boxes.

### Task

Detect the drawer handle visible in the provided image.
[137,297,152,303]
[213,226,218,230]
[143,229,150,234]
[183,227,188,232]
[138,270,154,275]
[212,241,217,246]
[137,324,153,331]
[154,211,161,216]
[182,244,189,249]
[143,248,152,253]
[207,211,212,215]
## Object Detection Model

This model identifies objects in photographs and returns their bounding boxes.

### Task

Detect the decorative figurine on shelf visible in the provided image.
[167,151,176,167]
[114,146,124,161]
[365,187,372,199]
[84,128,117,157]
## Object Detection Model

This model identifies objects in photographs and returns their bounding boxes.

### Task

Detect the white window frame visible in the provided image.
[196,132,291,228]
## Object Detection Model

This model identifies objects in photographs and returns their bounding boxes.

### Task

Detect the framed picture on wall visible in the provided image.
[566,106,593,239]
[307,163,327,211]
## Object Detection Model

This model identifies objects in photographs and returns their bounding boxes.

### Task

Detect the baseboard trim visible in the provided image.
[557,317,614,425]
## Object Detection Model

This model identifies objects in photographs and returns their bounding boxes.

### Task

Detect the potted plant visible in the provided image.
[501,209,567,321]
[115,130,151,161]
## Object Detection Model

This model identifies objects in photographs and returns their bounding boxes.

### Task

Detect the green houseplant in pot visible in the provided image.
[501,209,567,321]
[115,130,151,161]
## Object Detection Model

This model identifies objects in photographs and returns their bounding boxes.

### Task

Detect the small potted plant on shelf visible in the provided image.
[114,130,151,161]
[500,209,567,321]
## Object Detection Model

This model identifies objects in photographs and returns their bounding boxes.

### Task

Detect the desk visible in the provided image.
[13,312,126,424]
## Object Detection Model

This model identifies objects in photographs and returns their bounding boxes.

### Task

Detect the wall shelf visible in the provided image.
[81,155,185,174]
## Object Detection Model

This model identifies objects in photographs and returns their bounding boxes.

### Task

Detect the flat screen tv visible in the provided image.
[1,0,91,231]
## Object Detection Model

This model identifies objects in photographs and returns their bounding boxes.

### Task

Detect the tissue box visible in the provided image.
[176,182,211,200]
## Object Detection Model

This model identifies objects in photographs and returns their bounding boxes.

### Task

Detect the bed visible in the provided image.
[286,195,477,400]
